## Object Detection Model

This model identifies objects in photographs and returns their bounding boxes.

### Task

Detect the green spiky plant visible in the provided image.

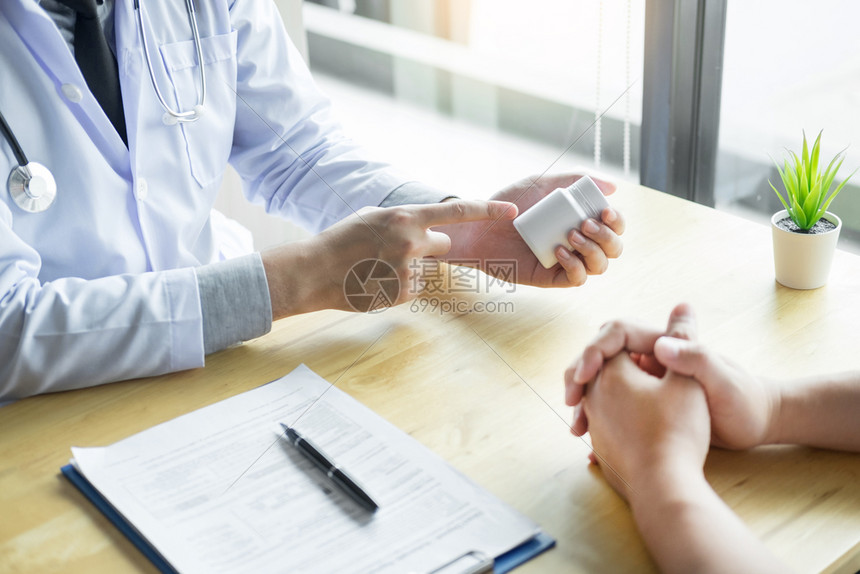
[769,131,857,231]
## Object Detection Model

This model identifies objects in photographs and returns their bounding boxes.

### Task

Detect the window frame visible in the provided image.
[640,0,727,206]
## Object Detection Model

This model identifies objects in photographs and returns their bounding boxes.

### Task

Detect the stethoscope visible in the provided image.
[0,110,57,213]
[1,0,205,213]
[135,0,206,126]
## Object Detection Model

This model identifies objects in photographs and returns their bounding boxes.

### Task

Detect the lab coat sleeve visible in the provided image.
[0,207,205,400]
[226,0,418,233]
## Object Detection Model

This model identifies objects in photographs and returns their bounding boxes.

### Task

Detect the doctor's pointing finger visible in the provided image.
[261,199,517,317]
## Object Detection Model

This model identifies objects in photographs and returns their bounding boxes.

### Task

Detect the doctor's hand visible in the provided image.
[566,304,779,451]
[261,199,516,318]
[435,174,624,288]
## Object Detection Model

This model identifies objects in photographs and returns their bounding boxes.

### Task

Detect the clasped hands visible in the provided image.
[563,303,781,501]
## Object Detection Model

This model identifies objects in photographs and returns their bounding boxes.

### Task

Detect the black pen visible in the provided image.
[279,423,379,513]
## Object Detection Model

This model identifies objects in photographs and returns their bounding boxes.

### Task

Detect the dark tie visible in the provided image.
[57,0,128,146]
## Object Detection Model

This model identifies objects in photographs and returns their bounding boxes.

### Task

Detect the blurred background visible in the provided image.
[218,0,860,253]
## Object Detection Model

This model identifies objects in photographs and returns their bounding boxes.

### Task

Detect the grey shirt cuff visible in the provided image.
[197,253,273,355]
[379,182,457,207]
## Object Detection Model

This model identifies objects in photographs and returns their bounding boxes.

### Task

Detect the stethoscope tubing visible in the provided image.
[134,0,205,123]
[0,109,29,167]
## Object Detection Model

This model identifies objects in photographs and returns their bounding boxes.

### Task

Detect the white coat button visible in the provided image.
[136,179,149,201]
[61,83,83,103]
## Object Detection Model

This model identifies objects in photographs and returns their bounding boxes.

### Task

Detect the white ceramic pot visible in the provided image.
[771,210,841,289]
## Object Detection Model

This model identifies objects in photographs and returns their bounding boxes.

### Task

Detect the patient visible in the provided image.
[564,303,860,574]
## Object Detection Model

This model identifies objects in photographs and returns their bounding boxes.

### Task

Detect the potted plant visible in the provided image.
[769,131,856,289]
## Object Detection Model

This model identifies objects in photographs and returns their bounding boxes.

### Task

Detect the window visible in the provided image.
[303,0,646,196]
[715,0,860,250]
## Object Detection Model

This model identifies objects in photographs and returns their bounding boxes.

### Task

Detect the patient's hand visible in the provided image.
[582,351,710,502]
[566,303,780,450]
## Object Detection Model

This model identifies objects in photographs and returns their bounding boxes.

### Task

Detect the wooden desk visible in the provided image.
[2,184,860,573]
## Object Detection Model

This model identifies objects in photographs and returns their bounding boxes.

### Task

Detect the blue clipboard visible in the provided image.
[61,464,178,574]
[62,464,554,573]
[495,532,555,573]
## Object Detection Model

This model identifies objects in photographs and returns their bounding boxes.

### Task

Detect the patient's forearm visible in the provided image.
[630,466,784,574]
[773,372,860,452]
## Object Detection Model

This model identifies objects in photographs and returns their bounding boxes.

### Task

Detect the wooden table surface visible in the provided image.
[2,183,860,573]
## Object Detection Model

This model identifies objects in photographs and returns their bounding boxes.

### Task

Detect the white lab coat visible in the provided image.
[0,0,408,399]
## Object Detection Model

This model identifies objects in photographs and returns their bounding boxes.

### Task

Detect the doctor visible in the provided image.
[0,0,625,400]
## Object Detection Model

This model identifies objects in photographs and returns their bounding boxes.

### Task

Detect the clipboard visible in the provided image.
[63,463,553,573]
[62,464,178,574]
[61,366,556,573]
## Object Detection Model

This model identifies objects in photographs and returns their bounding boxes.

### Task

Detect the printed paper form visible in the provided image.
[71,365,539,574]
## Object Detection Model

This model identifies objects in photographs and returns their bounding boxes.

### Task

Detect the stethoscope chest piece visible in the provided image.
[8,162,57,213]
